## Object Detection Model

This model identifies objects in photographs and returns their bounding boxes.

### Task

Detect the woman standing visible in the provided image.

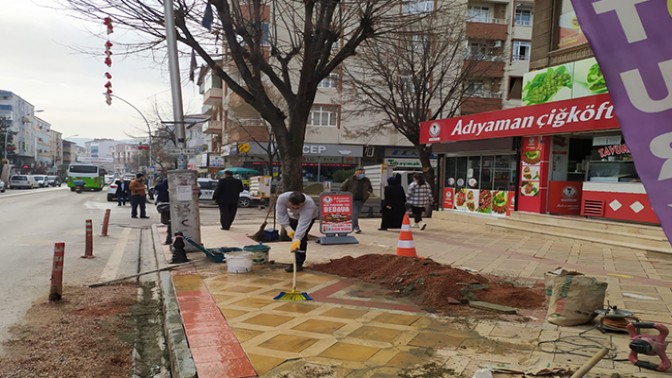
[379,174,406,230]
[406,173,433,230]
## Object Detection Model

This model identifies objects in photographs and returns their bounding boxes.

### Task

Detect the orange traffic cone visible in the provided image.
[396,214,418,257]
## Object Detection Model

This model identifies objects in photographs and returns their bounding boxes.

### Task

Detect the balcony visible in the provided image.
[203,87,223,106]
[461,96,503,114]
[464,60,505,78]
[203,119,223,134]
[466,18,508,41]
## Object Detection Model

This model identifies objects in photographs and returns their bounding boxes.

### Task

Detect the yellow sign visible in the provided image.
[238,143,250,154]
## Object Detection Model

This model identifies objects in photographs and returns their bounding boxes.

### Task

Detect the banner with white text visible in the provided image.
[572,0,672,244]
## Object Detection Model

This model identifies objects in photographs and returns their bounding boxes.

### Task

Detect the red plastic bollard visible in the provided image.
[82,219,95,259]
[49,242,65,301]
[100,209,111,237]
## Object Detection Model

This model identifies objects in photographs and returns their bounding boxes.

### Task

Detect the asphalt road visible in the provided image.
[0,186,266,355]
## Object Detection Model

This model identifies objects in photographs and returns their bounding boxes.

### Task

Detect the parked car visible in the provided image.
[197,178,258,208]
[33,175,48,188]
[106,179,131,202]
[8,175,34,189]
[46,176,61,187]
[0,179,5,193]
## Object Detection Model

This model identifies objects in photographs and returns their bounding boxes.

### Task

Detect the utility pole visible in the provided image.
[163,0,200,248]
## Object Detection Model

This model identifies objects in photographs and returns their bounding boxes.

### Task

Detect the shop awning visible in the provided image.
[420,93,620,144]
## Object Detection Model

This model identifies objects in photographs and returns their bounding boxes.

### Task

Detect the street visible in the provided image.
[0,185,265,356]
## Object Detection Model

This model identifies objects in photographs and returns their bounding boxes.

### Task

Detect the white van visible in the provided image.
[8,175,35,189]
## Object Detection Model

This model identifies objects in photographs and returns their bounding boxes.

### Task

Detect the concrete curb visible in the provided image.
[151,224,197,378]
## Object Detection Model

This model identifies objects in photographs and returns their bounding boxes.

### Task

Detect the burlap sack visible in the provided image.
[544,268,608,326]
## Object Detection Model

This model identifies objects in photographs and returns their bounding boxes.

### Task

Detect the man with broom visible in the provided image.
[276,191,318,272]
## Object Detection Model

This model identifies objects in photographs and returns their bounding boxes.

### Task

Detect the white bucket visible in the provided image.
[226,252,253,273]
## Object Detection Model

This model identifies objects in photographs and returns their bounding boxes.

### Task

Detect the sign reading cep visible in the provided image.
[571,0,672,244]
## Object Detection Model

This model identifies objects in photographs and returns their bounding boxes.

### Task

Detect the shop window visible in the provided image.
[467,156,482,189]
[455,157,468,189]
[493,155,517,191]
[481,156,494,190]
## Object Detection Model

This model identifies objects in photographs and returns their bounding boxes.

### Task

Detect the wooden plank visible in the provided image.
[468,301,518,314]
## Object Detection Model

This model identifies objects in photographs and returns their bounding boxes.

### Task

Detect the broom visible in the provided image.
[274,250,312,301]
[249,196,274,242]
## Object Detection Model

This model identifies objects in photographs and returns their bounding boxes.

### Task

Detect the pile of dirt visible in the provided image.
[310,254,546,314]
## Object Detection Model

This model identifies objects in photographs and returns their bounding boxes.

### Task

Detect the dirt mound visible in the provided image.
[310,254,546,313]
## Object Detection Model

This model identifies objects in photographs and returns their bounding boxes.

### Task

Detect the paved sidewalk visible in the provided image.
[160,214,672,377]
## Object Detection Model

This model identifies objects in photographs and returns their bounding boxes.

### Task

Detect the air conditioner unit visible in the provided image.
[493,40,502,47]
[364,145,375,157]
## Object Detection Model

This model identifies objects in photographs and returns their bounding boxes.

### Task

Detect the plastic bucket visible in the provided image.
[243,244,271,264]
[226,252,253,273]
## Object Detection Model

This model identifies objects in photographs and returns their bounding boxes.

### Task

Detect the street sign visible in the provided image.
[169,148,195,155]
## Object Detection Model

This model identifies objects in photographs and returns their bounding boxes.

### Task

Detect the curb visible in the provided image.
[151,224,197,378]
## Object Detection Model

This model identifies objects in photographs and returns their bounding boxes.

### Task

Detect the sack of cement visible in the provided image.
[544,268,608,326]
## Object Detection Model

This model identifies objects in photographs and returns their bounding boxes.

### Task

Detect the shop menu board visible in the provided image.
[449,187,514,217]
[319,192,353,234]
[521,137,542,197]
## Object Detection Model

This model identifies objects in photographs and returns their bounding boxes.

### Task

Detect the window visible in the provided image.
[465,80,484,97]
[512,41,531,61]
[467,6,490,22]
[514,7,532,26]
[445,155,518,191]
[400,75,415,95]
[410,34,430,55]
[402,0,434,14]
[308,105,338,127]
[508,76,523,100]
[318,72,339,88]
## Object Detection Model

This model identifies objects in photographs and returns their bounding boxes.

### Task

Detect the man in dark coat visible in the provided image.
[379,174,406,230]
[212,170,244,230]
[115,178,130,206]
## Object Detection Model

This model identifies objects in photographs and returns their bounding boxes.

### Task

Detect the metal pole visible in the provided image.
[163,0,187,169]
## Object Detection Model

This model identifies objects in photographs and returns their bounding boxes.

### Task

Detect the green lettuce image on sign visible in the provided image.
[522,65,573,105]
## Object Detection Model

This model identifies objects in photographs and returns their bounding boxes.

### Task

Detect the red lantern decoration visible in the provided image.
[103,17,114,105]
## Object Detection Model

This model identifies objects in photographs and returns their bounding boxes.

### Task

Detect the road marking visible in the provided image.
[99,227,131,282]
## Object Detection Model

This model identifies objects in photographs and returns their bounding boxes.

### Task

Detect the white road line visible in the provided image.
[99,227,132,282]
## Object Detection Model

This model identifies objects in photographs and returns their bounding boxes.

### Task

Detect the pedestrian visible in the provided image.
[154,174,172,245]
[212,169,244,230]
[129,173,149,219]
[379,174,406,230]
[406,172,433,230]
[115,177,129,206]
[339,167,372,233]
[276,191,318,272]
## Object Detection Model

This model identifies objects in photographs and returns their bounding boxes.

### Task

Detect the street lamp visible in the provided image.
[105,93,153,184]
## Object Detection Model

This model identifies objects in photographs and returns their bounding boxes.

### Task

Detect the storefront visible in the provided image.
[420,93,660,225]
[221,142,362,181]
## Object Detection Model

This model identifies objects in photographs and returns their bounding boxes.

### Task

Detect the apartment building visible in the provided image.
[204,1,533,181]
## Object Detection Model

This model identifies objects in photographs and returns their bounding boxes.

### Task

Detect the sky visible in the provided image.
[0,0,202,141]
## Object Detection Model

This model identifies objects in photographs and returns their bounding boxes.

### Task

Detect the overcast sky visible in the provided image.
[0,0,202,141]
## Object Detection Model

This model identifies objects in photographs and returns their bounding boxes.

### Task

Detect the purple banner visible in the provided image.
[572,0,672,245]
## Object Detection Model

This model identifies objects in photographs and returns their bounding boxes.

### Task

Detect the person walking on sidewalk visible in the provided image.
[129,173,149,219]
[340,167,372,234]
[115,177,130,206]
[153,174,172,245]
[213,169,244,230]
[406,172,433,230]
[379,174,406,230]
[276,191,318,272]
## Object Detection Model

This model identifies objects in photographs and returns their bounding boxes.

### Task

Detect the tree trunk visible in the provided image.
[417,145,437,211]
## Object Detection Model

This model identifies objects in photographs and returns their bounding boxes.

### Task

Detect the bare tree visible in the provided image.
[344,3,504,205]
[60,0,419,191]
